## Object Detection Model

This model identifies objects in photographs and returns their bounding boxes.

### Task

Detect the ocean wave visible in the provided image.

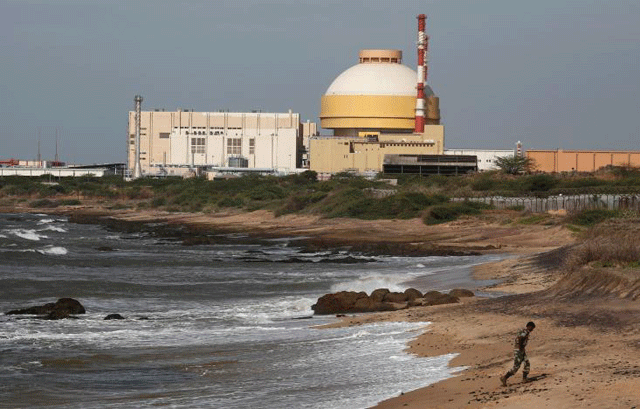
[36,246,68,255]
[39,225,67,233]
[218,296,316,324]
[330,274,410,294]
[10,229,48,241]
[37,219,56,224]
[237,255,378,264]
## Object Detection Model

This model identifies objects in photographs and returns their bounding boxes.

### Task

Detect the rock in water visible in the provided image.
[104,314,125,320]
[312,291,369,315]
[6,298,86,319]
[53,298,86,314]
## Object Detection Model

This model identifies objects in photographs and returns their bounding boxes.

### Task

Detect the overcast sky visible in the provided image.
[1,0,638,164]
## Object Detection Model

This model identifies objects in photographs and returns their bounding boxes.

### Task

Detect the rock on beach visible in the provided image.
[312,288,473,315]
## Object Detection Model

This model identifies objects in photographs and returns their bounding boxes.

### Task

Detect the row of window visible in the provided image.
[173,126,242,130]
[190,137,205,154]
[188,138,255,155]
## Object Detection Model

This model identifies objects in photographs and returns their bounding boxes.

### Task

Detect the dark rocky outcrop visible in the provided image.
[6,298,86,320]
[370,288,390,303]
[449,288,475,298]
[428,293,460,305]
[96,246,115,252]
[312,291,369,315]
[383,291,409,303]
[312,287,468,315]
[404,288,424,301]
[423,291,445,303]
[104,314,125,320]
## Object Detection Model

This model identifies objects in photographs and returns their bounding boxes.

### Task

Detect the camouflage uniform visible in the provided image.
[502,327,531,383]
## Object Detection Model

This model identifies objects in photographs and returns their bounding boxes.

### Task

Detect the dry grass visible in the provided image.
[565,223,640,270]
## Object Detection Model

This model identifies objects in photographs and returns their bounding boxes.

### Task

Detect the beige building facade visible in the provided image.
[127,110,310,176]
[527,150,640,173]
[310,128,444,174]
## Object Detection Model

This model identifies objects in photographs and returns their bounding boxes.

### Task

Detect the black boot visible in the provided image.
[500,372,512,386]
[523,372,529,383]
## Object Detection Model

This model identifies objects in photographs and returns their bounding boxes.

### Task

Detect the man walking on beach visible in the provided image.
[500,321,535,386]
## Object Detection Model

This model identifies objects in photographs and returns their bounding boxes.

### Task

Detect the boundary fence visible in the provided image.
[456,189,640,214]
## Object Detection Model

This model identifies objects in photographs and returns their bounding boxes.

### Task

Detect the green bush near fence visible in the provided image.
[568,209,621,226]
[3,167,640,221]
[423,201,493,225]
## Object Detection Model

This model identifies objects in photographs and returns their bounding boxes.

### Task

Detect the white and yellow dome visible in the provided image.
[320,50,433,135]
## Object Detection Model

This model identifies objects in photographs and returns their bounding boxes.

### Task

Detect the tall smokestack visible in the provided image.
[414,14,427,134]
[55,127,59,164]
[133,95,143,179]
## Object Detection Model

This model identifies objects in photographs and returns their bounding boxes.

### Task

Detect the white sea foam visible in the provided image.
[37,246,68,255]
[330,274,409,294]
[217,296,316,324]
[37,219,55,224]
[40,225,67,233]
[10,229,47,241]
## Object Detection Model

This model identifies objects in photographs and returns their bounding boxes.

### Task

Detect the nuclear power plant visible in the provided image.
[124,13,639,179]
[309,14,481,176]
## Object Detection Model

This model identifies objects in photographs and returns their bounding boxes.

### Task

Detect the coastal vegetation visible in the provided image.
[0,167,639,226]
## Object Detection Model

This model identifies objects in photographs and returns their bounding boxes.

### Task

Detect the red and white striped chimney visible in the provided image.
[414,14,427,134]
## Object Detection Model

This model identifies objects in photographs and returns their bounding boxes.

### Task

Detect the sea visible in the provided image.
[0,212,504,409]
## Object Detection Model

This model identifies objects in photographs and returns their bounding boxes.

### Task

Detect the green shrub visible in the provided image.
[569,209,620,226]
[248,184,287,201]
[524,174,558,192]
[29,198,58,208]
[276,191,328,216]
[558,178,606,189]
[151,197,167,207]
[217,196,245,208]
[423,201,491,225]
[507,205,525,211]
[109,203,132,210]
[471,177,496,191]
[59,199,81,206]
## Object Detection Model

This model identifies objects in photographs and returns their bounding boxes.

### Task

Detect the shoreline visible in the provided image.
[5,204,640,407]
[367,255,640,408]
[0,202,574,257]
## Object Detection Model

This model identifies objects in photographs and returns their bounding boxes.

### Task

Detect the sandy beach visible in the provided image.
[4,202,640,408]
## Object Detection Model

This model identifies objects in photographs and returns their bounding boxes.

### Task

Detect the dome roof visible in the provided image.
[325,63,434,96]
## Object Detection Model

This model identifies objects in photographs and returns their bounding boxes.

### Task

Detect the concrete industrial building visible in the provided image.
[309,15,468,176]
[127,105,314,177]
[444,149,516,171]
[527,150,640,173]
